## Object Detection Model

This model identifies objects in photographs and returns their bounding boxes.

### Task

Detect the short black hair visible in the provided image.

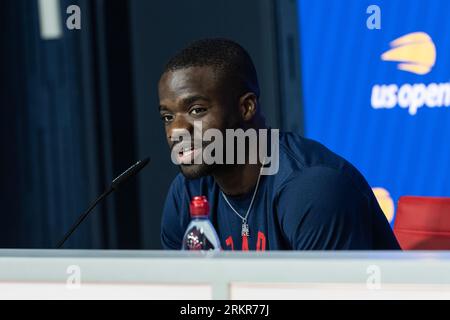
[164,38,260,98]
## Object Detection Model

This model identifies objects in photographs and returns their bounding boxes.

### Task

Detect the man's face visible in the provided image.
[158,66,240,179]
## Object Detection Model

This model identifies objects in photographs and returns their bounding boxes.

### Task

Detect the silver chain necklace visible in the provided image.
[221,160,265,237]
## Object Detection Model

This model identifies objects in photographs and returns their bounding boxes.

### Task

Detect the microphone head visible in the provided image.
[111,157,150,190]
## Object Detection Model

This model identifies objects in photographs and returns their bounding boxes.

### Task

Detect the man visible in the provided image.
[158,38,400,250]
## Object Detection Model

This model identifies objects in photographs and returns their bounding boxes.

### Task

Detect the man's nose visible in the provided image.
[167,115,194,141]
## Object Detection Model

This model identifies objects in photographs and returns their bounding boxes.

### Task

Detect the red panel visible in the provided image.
[394,196,450,250]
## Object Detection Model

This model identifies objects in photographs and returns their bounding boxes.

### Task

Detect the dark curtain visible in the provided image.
[0,0,140,249]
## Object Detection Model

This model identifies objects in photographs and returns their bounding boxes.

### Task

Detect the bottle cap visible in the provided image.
[190,196,209,217]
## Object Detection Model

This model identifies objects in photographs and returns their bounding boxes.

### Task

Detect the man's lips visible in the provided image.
[177,146,202,164]
[172,142,204,165]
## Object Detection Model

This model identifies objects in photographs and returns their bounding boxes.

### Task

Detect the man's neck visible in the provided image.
[213,162,262,197]
[214,121,267,196]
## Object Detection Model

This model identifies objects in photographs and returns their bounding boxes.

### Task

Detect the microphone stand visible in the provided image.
[56,187,113,249]
[56,157,150,249]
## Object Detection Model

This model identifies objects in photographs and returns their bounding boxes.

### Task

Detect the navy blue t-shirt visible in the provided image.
[161,132,401,250]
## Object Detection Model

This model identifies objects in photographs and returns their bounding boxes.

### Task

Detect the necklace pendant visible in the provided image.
[241,221,250,237]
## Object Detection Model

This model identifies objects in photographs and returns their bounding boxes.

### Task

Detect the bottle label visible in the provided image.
[184,226,216,250]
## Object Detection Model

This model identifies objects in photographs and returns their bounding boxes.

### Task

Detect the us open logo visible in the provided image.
[371,32,450,116]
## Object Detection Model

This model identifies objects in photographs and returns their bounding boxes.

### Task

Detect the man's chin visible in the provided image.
[179,163,216,180]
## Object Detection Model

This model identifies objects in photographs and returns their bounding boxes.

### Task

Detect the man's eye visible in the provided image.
[189,107,207,116]
[161,115,174,123]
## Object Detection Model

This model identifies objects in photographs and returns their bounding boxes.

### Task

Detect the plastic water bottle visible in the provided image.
[182,196,221,250]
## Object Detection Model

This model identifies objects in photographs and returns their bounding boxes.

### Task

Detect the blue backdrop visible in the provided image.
[298,0,450,224]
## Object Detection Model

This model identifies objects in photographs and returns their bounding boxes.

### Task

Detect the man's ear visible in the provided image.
[239,92,258,122]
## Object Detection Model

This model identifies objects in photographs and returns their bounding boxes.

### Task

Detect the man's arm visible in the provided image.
[161,174,187,250]
[276,166,392,250]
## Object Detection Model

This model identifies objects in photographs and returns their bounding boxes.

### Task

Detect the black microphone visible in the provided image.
[56,157,150,249]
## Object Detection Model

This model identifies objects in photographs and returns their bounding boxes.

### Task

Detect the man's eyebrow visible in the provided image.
[159,95,210,112]
[181,95,211,106]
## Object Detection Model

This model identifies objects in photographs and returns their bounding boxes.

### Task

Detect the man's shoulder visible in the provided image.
[276,132,348,182]
[279,132,347,170]
[276,132,371,198]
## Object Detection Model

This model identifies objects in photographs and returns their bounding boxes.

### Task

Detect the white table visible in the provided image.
[0,250,449,299]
